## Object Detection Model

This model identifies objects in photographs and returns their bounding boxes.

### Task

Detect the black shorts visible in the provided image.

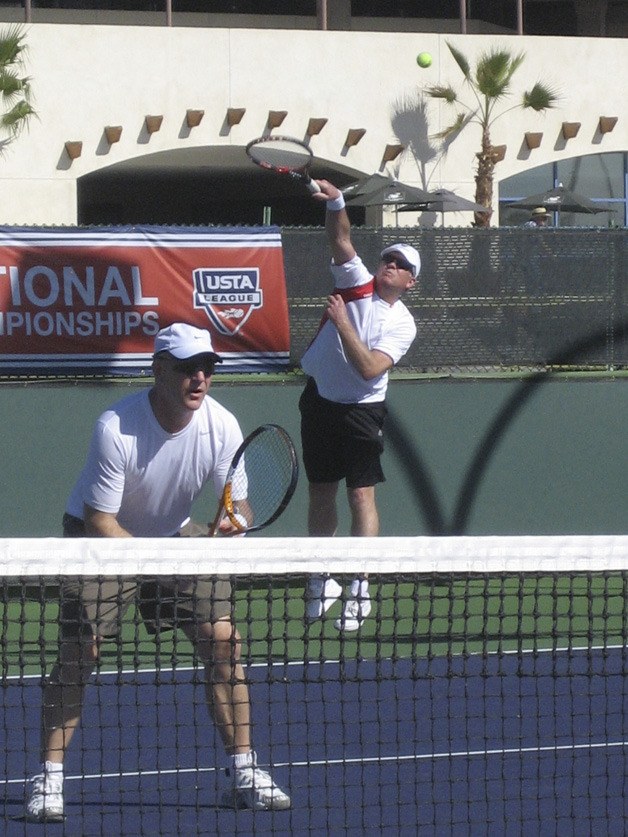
[298,377,386,488]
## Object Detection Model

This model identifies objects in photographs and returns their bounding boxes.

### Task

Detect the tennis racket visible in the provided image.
[245,135,321,193]
[209,424,299,536]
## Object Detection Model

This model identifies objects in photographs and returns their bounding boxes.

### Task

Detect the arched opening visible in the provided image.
[77,146,366,227]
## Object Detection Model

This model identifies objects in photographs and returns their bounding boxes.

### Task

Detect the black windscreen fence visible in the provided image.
[282,227,626,373]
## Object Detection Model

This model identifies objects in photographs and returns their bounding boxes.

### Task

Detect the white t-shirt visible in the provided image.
[301,254,417,404]
[66,389,243,537]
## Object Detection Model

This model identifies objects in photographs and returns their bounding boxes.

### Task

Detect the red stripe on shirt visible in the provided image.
[310,278,375,343]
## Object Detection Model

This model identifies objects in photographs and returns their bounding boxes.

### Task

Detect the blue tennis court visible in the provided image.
[2,646,627,836]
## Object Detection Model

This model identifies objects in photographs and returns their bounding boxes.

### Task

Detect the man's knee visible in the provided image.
[192,619,241,666]
[347,485,376,511]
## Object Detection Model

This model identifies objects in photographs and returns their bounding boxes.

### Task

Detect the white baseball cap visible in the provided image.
[153,323,222,362]
[380,243,421,278]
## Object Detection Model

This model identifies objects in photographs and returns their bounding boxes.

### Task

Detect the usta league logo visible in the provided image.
[193,268,263,336]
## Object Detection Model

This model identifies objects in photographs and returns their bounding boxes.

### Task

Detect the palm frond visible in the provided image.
[476,49,525,99]
[0,70,25,98]
[430,112,467,141]
[0,25,27,68]
[522,82,560,111]
[0,25,34,145]
[1,99,35,136]
[425,84,458,104]
[446,41,471,79]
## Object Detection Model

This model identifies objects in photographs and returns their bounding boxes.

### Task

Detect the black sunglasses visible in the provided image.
[170,357,216,377]
[382,254,413,273]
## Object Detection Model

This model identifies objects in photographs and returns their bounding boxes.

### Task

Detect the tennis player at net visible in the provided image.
[301,180,419,631]
[25,322,290,822]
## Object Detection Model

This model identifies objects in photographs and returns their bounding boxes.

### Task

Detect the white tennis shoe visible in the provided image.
[221,765,291,811]
[305,575,342,621]
[334,592,372,632]
[25,769,64,822]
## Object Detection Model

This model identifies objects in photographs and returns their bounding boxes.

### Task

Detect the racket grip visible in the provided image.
[306,178,321,194]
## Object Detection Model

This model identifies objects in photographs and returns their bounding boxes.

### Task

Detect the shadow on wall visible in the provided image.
[386,320,628,535]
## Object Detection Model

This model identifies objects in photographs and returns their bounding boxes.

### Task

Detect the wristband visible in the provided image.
[233,512,247,537]
[233,512,248,530]
[326,194,345,212]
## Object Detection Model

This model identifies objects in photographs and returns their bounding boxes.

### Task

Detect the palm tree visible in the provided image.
[0,25,35,153]
[425,42,559,227]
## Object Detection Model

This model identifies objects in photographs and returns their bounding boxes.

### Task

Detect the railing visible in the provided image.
[4,1,524,34]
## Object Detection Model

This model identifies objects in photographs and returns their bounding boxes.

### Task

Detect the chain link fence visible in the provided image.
[282,226,627,374]
[1,226,624,381]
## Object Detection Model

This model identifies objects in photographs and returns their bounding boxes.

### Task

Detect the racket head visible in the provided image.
[245,135,320,193]
[211,423,299,536]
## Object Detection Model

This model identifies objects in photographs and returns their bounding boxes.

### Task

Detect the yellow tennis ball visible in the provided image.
[416,52,432,69]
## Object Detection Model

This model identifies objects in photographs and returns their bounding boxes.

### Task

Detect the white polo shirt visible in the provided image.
[301,254,417,404]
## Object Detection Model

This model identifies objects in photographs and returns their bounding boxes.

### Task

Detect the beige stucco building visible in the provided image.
[0,12,625,227]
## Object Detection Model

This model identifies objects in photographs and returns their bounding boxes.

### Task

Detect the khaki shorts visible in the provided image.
[60,576,233,638]
[60,513,232,637]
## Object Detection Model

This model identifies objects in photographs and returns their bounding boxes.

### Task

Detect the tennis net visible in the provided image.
[1,535,627,836]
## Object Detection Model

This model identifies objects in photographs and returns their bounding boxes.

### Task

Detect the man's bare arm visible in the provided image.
[83,504,132,537]
[313,179,356,266]
[326,294,393,380]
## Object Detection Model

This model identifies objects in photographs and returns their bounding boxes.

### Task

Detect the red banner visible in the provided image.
[0,226,290,375]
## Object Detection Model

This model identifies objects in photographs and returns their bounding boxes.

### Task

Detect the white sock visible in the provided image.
[43,761,63,775]
[233,751,256,770]
[350,578,369,598]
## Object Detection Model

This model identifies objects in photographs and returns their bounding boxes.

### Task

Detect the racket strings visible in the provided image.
[247,139,312,171]
[228,429,297,529]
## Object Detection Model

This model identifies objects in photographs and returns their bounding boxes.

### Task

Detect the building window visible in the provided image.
[23,1,316,11]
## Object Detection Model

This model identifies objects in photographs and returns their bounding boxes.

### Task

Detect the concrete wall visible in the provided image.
[0,25,626,225]
[1,376,625,538]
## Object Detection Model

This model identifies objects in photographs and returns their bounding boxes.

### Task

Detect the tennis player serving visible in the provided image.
[25,323,290,822]
[301,180,419,630]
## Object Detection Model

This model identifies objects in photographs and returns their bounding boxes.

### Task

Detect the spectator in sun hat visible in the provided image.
[523,206,550,227]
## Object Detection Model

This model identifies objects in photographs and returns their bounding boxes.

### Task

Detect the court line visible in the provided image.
[4,646,625,789]
[3,740,627,788]
[4,641,626,682]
